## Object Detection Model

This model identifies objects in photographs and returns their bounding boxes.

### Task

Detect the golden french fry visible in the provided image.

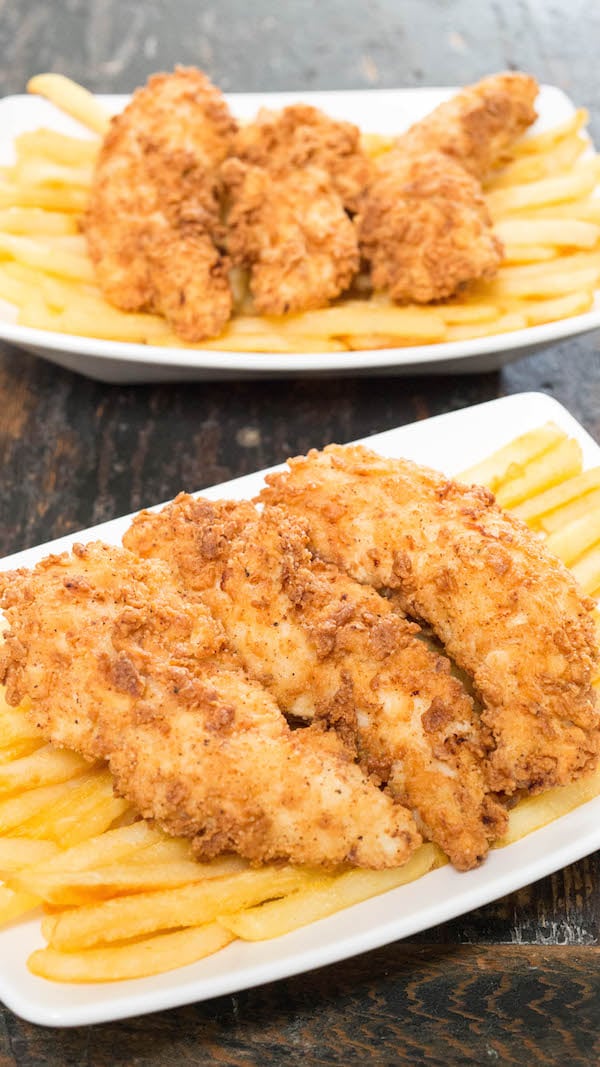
[545,510,600,567]
[267,304,446,341]
[497,764,600,847]
[495,437,583,510]
[485,130,588,189]
[491,265,600,299]
[0,181,88,212]
[495,218,600,249]
[444,312,527,342]
[0,885,40,926]
[570,542,600,594]
[0,838,59,872]
[516,290,594,327]
[157,332,348,353]
[0,777,92,835]
[0,745,90,795]
[0,207,79,235]
[220,844,443,941]
[512,108,589,156]
[487,161,600,217]
[459,422,568,491]
[27,74,111,136]
[45,866,314,950]
[14,853,248,906]
[512,199,600,224]
[0,232,94,282]
[28,923,235,982]
[503,244,558,264]
[12,159,94,190]
[15,128,100,166]
[20,821,171,880]
[512,466,600,526]
[435,303,501,324]
[540,487,600,535]
[360,132,396,158]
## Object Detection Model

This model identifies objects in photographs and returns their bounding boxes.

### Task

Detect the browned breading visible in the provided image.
[356,150,503,303]
[221,158,359,315]
[0,542,421,869]
[124,495,506,870]
[261,445,600,796]
[85,67,237,341]
[399,71,539,178]
[232,104,374,212]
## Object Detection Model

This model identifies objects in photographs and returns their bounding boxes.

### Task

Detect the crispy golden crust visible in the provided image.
[0,542,421,869]
[221,158,359,315]
[85,67,236,341]
[399,72,539,178]
[356,150,503,303]
[232,104,374,212]
[125,495,506,870]
[262,445,600,796]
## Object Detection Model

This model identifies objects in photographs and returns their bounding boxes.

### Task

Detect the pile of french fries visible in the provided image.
[0,74,596,351]
[1,422,600,984]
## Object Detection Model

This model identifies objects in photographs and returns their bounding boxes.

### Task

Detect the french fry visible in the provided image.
[265,304,447,341]
[570,542,600,595]
[545,510,600,567]
[0,232,94,282]
[28,923,235,982]
[511,108,588,156]
[512,466,600,527]
[11,158,94,190]
[503,244,558,264]
[19,821,174,880]
[0,207,79,235]
[15,128,100,166]
[14,854,249,906]
[487,160,600,217]
[539,487,600,535]
[490,265,600,299]
[220,844,444,941]
[444,312,527,342]
[516,290,594,327]
[497,764,600,847]
[459,422,568,491]
[495,437,583,509]
[0,885,40,926]
[0,838,59,872]
[495,218,600,248]
[0,181,88,212]
[44,867,314,950]
[486,131,588,189]
[27,74,111,136]
[511,199,600,225]
[0,745,91,795]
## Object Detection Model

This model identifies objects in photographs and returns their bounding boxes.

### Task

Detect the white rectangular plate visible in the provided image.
[0,87,598,381]
[1,391,599,1027]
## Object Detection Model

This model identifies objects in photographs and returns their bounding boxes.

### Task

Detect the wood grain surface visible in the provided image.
[1,1,600,1061]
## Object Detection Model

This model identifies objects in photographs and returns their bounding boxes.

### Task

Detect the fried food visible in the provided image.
[356,72,538,304]
[356,150,503,303]
[399,72,539,179]
[261,445,600,795]
[0,542,421,869]
[85,67,237,341]
[232,104,374,212]
[124,496,506,870]
[222,158,359,315]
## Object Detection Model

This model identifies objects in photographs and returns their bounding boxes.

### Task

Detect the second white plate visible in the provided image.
[0,87,598,381]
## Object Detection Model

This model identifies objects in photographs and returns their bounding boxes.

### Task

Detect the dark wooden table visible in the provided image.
[1,2,600,1063]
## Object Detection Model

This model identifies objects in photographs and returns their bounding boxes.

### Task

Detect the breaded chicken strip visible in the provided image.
[232,104,374,212]
[221,158,359,315]
[85,67,237,341]
[0,542,420,869]
[356,150,503,303]
[262,446,600,796]
[125,496,506,870]
[356,72,537,303]
[400,72,538,179]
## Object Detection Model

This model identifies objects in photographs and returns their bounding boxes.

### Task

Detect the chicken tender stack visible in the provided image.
[124,495,506,870]
[0,542,421,869]
[262,444,600,796]
[85,67,237,341]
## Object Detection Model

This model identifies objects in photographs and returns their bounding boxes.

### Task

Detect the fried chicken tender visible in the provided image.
[85,67,237,341]
[356,150,503,303]
[232,104,374,212]
[124,496,506,870]
[399,72,539,179]
[0,542,421,869]
[221,158,359,315]
[356,72,537,303]
[262,446,600,796]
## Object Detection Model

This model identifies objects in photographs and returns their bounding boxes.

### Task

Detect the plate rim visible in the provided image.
[0,85,598,377]
[2,390,600,1027]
